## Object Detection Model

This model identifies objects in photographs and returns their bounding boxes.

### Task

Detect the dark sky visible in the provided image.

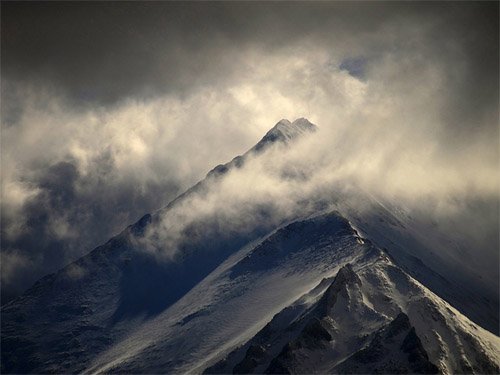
[3,2,497,108]
[1,1,498,303]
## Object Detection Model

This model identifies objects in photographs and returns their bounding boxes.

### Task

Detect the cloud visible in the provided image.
[1,2,498,302]
[1,250,34,301]
[2,2,497,109]
[142,115,499,256]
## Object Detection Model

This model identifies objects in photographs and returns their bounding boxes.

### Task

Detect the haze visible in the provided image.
[1,2,498,304]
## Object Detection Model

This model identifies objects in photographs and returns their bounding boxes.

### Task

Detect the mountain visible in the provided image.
[205,240,498,374]
[252,118,316,152]
[1,118,498,374]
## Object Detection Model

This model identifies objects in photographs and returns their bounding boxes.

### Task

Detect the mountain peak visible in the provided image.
[252,117,317,152]
[291,117,316,129]
[205,118,316,179]
[275,118,292,126]
[316,264,362,316]
[273,117,316,136]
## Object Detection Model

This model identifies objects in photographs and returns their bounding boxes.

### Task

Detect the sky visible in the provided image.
[1,1,499,303]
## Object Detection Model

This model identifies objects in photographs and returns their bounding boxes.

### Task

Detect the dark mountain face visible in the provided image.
[206,253,499,375]
[1,118,499,374]
[332,313,439,375]
[0,118,318,374]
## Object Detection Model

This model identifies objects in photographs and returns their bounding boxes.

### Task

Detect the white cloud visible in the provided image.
[1,30,498,298]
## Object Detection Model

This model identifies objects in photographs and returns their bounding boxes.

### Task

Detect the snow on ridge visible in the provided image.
[270,117,317,140]
[205,117,317,179]
[206,254,500,375]
[252,117,317,152]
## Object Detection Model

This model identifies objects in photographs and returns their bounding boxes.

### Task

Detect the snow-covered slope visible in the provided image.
[0,118,318,374]
[206,252,499,374]
[1,118,498,374]
[83,212,375,374]
[333,194,499,334]
[252,118,317,153]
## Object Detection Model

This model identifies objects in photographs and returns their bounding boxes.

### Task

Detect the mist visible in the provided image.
[1,2,498,303]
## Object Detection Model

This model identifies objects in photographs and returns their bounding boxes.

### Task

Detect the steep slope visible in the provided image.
[84,212,375,374]
[1,117,498,374]
[334,195,499,334]
[252,118,316,153]
[194,117,316,181]
[332,313,438,374]
[0,118,317,374]
[206,260,499,374]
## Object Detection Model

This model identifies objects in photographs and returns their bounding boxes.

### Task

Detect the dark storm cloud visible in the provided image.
[1,156,180,302]
[339,57,368,79]
[2,2,497,112]
[1,1,498,303]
